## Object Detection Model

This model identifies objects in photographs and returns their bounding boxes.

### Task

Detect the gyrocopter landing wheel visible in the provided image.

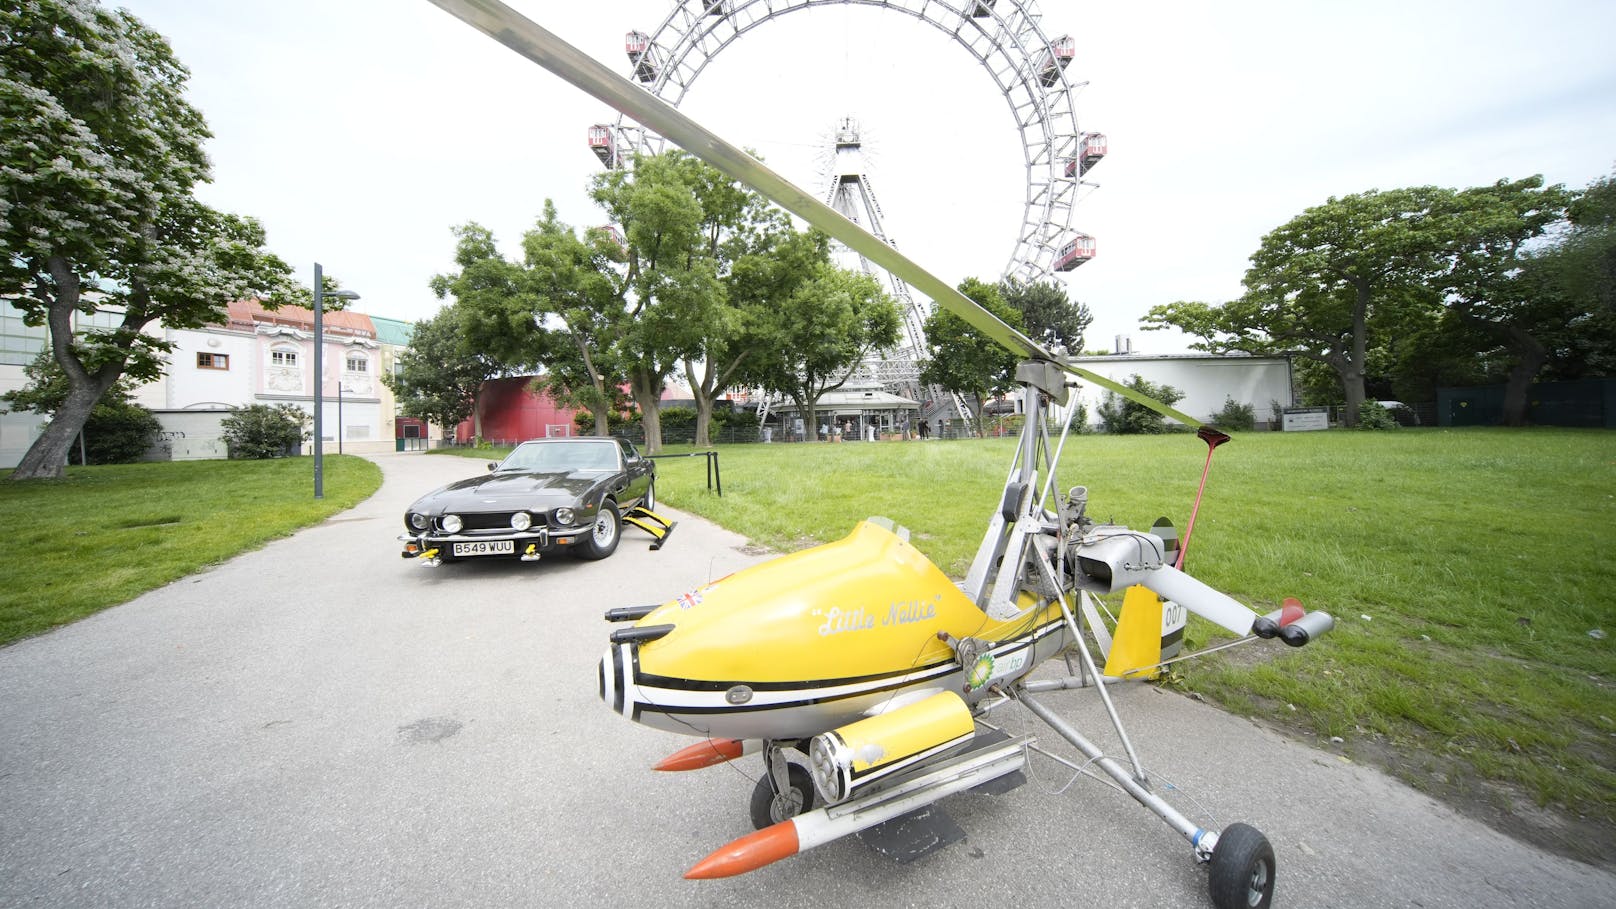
[1207,823,1276,909]
[749,762,818,829]
[606,0,1100,283]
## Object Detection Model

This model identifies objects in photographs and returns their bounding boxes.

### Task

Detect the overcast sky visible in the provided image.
[114,0,1616,355]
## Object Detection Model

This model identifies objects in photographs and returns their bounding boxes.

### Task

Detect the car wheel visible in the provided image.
[575,500,621,561]
[643,478,656,512]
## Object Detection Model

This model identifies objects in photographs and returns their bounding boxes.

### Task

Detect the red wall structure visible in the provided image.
[456,377,582,443]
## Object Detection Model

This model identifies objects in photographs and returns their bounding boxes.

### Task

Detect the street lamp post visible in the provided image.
[313,262,360,499]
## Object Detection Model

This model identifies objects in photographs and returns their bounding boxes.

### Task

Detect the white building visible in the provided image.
[157,300,393,455]
[1068,352,1296,429]
[2,298,416,467]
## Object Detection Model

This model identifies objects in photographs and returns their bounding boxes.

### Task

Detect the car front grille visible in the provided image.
[448,511,530,533]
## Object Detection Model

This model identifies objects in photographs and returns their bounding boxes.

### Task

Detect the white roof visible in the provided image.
[811,387,921,413]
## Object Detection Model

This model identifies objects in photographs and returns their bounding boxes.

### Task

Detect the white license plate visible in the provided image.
[452,540,515,557]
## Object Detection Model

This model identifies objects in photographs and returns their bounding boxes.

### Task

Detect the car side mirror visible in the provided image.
[487,461,499,471]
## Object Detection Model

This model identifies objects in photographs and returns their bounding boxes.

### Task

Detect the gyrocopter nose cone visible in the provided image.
[599,647,621,714]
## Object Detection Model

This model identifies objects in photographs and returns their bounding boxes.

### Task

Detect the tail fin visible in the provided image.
[1150,517,1180,570]
[1103,585,1164,679]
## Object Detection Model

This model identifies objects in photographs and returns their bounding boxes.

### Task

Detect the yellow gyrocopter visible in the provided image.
[426,4,1334,906]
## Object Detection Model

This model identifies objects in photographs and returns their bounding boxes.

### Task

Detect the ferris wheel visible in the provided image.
[588,0,1105,283]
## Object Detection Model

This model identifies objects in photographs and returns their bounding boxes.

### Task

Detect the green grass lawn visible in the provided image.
[0,455,381,645]
[441,428,1616,861]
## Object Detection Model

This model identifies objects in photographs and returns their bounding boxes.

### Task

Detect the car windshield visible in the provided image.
[499,441,619,471]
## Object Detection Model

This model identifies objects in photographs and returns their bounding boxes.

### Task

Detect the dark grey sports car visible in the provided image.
[400,437,656,564]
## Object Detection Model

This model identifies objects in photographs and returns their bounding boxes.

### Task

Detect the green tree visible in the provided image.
[1544,171,1616,310]
[438,214,629,439]
[1096,375,1185,434]
[1524,171,1616,383]
[383,305,503,439]
[678,170,827,447]
[748,265,900,442]
[1145,187,1449,426]
[432,222,540,438]
[1428,177,1574,425]
[1,1,296,479]
[523,210,632,436]
[920,278,1025,437]
[999,277,1091,352]
[443,153,811,452]
[590,152,726,452]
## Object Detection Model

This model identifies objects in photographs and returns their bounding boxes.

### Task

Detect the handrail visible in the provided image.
[645,451,722,497]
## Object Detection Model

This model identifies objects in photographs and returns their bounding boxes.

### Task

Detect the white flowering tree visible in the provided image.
[1,0,296,479]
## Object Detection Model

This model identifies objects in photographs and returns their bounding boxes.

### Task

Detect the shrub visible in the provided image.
[1096,376,1185,434]
[1212,397,1256,431]
[660,406,697,428]
[71,401,161,465]
[1357,401,1401,431]
[573,406,638,434]
[221,404,309,459]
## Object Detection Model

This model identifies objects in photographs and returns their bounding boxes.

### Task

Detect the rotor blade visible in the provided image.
[1060,363,1206,429]
[424,0,1049,361]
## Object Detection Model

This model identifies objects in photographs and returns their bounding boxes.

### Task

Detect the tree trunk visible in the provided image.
[578,341,614,439]
[630,368,663,453]
[1500,329,1548,427]
[1340,371,1366,428]
[686,356,744,449]
[693,393,714,448]
[685,361,715,448]
[11,380,109,480]
[1450,303,1546,429]
[1342,280,1372,428]
[796,399,820,442]
[11,261,122,480]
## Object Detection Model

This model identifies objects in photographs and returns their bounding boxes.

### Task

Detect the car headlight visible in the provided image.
[408,513,428,530]
[510,511,532,531]
[553,507,575,526]
[441,514,463,534]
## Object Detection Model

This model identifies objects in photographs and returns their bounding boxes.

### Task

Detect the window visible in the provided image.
[197,352,230,370]
[271,348,298,367]
[345,355,368,373]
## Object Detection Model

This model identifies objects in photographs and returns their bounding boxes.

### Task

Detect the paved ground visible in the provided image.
[2,451,1612,908]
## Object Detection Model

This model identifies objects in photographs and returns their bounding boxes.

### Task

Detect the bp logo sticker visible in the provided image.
[966,653,995,691]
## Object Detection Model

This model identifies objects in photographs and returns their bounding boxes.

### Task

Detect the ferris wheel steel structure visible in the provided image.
[601,0,1102,285]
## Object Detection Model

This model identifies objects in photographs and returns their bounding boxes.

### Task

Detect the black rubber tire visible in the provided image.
[748,764,817,829]
[642,478,656,512]
[574,500,621,561]
[1208,823,1275,909]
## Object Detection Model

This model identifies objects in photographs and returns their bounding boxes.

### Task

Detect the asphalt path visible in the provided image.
[2,451,1611,908]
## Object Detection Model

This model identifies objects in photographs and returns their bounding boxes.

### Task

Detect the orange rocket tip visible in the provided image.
[685,821,801,879]
[654,738,745,772]
[1279,597,1305,626]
